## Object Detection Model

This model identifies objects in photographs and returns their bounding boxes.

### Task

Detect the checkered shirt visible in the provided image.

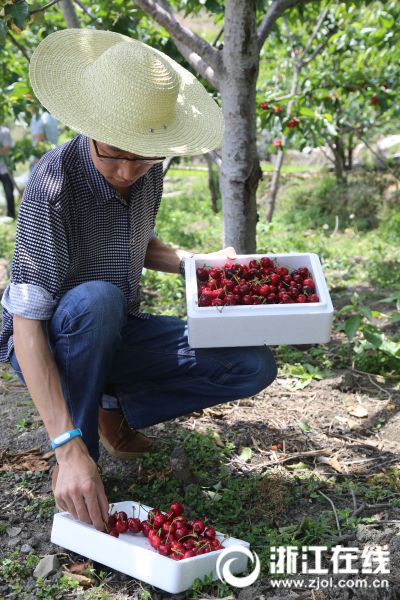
[0,134,163,361]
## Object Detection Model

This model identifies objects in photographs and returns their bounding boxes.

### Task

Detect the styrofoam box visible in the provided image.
[51,500,249,594]
[184,253,334,347]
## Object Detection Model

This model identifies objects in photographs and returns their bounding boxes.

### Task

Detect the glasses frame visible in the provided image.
[92,139,165,165]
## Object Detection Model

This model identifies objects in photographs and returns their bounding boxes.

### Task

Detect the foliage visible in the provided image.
[338,292,400,375]
[257,1,400,177]
[272,173,383,231]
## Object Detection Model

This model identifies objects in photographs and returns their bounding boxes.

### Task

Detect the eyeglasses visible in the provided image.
[92,140,165,165]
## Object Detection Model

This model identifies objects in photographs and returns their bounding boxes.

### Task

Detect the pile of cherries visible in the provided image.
[196,257,320,307]
[106,501,225,560]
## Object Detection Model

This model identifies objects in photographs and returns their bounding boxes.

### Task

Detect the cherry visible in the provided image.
[204,527,216,539]
[115,519,128,533]
[302,278,315,290]
[127,517,142,534]
[260,102,268,110]
[273,138,282,148]
[192,519,206,534]
[109,528,119,537]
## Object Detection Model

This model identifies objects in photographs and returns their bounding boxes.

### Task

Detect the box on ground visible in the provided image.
[184,253,334,347]
[51,501,249,594]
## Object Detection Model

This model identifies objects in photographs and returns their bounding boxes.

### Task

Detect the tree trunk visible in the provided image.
[60,0,81,28]
[347,132,353,170]
[329,138,347,183]
[219,0,262,253]
[205,153,219,213]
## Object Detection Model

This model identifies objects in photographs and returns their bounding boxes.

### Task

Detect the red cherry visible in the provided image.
[302,278,315,290]
[115,519,128,533]
[260,102,268,110]
[108,528,119,537]
[204,527,216,539]
[309,294,320,302]
[127,517,142,534]
[158,542,172,556]
[192,519,206,534]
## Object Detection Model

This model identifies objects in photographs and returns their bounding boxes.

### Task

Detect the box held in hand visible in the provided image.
[184,253,333,347]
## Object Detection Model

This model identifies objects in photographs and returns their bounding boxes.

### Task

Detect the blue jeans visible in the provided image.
[10,281,277,461]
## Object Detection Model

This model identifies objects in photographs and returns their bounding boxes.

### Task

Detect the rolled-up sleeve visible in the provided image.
[7,178,70,320]
[1,283,58,320]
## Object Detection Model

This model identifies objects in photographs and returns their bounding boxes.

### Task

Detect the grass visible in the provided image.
[0,167,399,598]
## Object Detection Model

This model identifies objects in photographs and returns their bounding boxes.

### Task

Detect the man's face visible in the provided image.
[89,139,164,190]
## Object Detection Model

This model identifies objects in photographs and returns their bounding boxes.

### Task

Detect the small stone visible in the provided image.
[21,544,34,554]
[7,537,20,547]
[7,526,22,537]
[33,554,60,579]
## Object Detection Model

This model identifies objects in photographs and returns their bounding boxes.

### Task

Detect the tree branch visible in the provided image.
[30,0,63,15]
[6,32,31,61]
[73,0,98,21]
[132,0,221,75]
[258,0,320,52]
[302,5,329,56]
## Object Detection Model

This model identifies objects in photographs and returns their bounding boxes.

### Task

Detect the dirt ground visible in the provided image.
[1,348,399,598]
[0,258,399,599]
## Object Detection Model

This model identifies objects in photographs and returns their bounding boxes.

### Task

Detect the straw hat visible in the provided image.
[29,29,224,157]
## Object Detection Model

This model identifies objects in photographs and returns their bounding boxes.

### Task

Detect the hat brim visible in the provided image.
[29,29,224,157]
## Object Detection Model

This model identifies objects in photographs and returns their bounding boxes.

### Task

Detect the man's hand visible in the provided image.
[54,439,109,531]
[202,246,237,260]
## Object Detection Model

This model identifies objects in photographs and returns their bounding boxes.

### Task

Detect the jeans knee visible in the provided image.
[53,281,127,335]
[242,346,277,396]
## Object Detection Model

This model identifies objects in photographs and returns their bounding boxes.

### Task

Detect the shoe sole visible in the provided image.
[98,432,153,459]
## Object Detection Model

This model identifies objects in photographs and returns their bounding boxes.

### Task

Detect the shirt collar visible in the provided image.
[78,135,151,206]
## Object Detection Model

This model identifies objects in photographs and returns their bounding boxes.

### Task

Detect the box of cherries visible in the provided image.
[51,500,249,593]
[184,253,334,347]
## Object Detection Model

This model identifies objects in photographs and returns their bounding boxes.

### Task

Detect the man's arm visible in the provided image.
[144,238,238,273]
[144,237,192,273]
[13,315,109,530]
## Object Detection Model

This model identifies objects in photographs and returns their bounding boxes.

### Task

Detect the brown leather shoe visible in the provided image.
[98,406,154,459]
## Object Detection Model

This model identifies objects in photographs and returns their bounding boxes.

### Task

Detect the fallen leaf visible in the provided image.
[239,447,252,462]
[212,431,225,448]
[347,404,369,418]
[62,570,94,587]
[0,447,51,472]
[386,404,396,411]
[64,560,93,575]
[297,420,311,432]
[317,455,344,473]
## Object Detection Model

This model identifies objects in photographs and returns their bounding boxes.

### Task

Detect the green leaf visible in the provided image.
[4,0,29,30]
[299,107,315,117]
[344,315,361,340]
[239,447,253,462]
[359,305,373,321]
[363,329,383,348]
[0,20,7,47]
[297,420,311,433]
[388,313,400,324]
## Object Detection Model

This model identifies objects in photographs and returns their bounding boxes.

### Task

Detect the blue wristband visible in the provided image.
[51,428,82,450]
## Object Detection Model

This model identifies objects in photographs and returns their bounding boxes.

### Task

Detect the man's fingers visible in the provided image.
[98,487,110,525]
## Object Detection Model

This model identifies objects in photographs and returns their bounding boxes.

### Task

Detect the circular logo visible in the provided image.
[216,545,261,588]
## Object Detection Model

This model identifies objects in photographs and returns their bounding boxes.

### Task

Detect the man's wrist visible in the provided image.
[54,435,86,462]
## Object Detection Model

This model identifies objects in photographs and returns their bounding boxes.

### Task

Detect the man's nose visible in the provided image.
[116,161,148,180]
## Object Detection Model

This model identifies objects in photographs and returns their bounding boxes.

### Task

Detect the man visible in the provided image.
[0,125,15,219]
[0,29,277,531]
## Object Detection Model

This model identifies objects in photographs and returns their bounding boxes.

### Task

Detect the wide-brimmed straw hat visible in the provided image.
[29,29,224,157]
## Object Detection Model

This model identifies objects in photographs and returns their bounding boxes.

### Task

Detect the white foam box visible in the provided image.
[184,253,334,347]
[51,500,249,594]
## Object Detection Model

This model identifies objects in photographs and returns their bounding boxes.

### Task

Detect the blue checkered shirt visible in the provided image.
[0,135,163,362]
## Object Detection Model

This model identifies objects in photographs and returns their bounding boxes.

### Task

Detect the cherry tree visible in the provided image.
[131,0,321,252]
